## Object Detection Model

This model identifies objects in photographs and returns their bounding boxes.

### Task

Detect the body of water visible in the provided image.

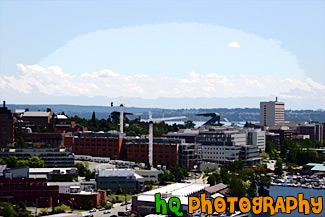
[164,121,248,128]
[248,186,324,217]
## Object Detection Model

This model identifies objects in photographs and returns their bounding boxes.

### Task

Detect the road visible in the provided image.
[76,202,132,217]
[187,174,207,185]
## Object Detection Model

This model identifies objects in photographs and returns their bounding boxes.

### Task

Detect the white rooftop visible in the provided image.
[142,183,208,197]
[56,115,68,120]
[29,168,77,174]
[23,111,51,117]
[137,183,208,205]
[98,168,135,177]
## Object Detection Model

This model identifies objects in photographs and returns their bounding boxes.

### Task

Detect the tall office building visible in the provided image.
[260,98,285,127]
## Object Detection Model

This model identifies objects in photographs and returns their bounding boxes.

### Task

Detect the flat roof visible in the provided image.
[306,163,325,171]
[29,168,77,174]
[56,115,68,119]
[29,174,47,179]
[23,111,51,117]
[98,169,135,177]
[136,183,209,205]
[204,183,227,194]
[47,182,81,187]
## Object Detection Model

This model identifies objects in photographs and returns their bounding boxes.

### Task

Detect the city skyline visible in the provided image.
[0,0,324,109]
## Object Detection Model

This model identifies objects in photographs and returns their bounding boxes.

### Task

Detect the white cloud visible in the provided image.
[1,64,324,102]
[227,41,240,48]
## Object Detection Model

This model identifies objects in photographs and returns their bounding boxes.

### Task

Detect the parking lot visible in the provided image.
[77,202,133,217]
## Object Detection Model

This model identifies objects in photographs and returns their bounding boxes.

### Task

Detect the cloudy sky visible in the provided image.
[0,0,324,109]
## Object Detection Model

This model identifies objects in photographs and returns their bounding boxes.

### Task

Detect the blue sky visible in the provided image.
[0,0,324,109]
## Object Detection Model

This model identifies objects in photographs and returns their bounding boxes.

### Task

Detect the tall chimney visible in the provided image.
[3,101,5,108]
[276,97,278,102]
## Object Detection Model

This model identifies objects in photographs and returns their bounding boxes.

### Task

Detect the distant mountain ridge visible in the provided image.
[6,104,325,122]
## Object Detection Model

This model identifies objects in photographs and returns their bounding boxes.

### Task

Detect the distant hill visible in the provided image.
[6,104,325,122]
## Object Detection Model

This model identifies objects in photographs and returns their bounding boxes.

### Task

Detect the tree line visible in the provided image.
[69,111,192,136]
[0,156,45,168]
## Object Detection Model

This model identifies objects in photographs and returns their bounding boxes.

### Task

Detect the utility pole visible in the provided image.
[141,112,186,167]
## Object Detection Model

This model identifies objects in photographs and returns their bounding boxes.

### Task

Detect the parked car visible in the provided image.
[118,211,129,216]
[104,210,111,214]
[89,208,96,212]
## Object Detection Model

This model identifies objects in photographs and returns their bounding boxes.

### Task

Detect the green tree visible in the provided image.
[184,120,195,129]
[207,174,216,186]
[116,184,123,195]
[16,136,25,148]
[145,183,153,191]
[27,156,45,168]
[53,204,71,214]
[247,182,257,199]
[106,188,112,195]
[203,167,211,175]
[220,168,230,184]
[258,151,269,159]
[228,174,247,198]
[230,159,244,172]
[100,199,107,208]
[74,162,89,177]
[269,149,280,160]
[40,208,48,216]
[159,170,175,184]
[0,158,5,165]
[5,156,18,168]
[274,160,283,176]
[170,166,188,182]
[256,172,271,197]
[85,170,95,181]
[91,111,97,129]
[265,141,277,154]
[0,201,33,217]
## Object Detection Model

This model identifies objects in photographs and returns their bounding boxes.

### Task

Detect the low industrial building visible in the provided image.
[0,167,59,207]
[0,166,101,209]
[135,169,163,184]
[0,148,75,167]
[47,181,96,194]
[132,183,208,217]
[96,169,145,192]
[59,190,107,210]
[29,168,78,181]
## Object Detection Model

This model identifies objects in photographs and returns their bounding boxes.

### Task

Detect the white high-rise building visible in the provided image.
[241,128,266,151]
[260,98,285,127]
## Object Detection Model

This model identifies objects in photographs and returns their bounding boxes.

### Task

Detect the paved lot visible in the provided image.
[76,202,132,217]
[89,163,116,172]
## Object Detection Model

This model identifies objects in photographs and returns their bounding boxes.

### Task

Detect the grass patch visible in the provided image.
[72,209,87,212]
[107,194,132,203]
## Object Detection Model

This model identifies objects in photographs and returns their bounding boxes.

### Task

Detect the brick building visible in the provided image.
[0,101,14,147]
[22,132,64,147]
[125,138,181,167]
[298,124,324,142]
[55,121,88,133]
[59,191,106,210]
[268,127,294,147]
[70,131,123,159]
[22,111,53,126]
[0,167,59,207]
